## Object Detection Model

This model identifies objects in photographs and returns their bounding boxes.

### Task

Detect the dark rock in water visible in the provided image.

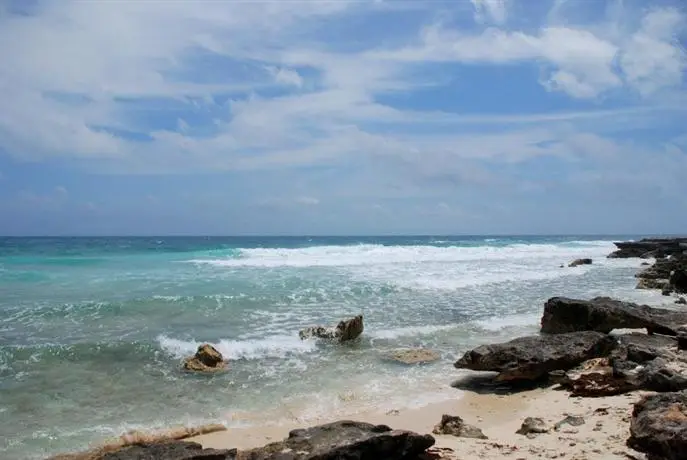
[608,238,687,259]
[183,344,228,373]
[432,414,487,439]
[100,441,235,460]
[299,315,364,342]
[569,258,592,267]
[240,420,435,460]
[676,297,687,305]
[642,262,651,266]
[541,297,687,336]
[627,391,687,460]
[516,417,548,438]
[454,331,616,382]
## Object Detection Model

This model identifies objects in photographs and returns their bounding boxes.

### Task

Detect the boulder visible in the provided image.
[540,297,687,336]
[627,391,687,460]
[386,349,440,365]
[99,441,235,460]
[239,420,435,460]
[299,315,364,342]
[183,344,228,373]
[432,415,487,439]
[454,331,616,382]
[676,298,687,306]
[569,258,592,267]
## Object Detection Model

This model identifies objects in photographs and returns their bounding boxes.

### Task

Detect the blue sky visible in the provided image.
[0,0,686,235]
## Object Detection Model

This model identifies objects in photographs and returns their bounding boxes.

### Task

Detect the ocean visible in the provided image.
[0,235,668,459]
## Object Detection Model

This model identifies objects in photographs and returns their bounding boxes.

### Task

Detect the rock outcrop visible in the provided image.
[53,422,436,460]
[608,238,687,259]
[432,415,487,439]
[627,391,687,460]
[540,297,687,336]
[454,331,616,382]
[299,315,364,342]
[551,334,687,397]
[386,349,440,365]
[636,258,675,280]
[99,442,235,460]
[569,258,592,267]
[239,420,435,460]
[183,344,228,373]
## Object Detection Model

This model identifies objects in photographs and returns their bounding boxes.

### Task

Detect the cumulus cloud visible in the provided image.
[0,0,686,234]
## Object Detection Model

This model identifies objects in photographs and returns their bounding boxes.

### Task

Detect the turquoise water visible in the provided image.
[0,236,667,459]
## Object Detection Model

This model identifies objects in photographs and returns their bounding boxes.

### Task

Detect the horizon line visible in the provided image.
[1,233,683,239]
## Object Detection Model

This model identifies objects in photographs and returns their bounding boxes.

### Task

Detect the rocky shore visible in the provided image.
[48,237,687,460]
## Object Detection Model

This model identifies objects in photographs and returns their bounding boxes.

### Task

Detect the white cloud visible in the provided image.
[619,8,687,97]
[0,0,684,181]
[267,66,304,87]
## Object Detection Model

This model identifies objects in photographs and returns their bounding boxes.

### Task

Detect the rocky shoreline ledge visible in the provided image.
[48,237,687,460]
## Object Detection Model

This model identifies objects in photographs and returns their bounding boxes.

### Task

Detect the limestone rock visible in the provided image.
[183,344,228,373]
[541,296,687,336]
[569,258,592,267]
[627,391,687,460]
[386,349,440,365]
[608,238,687,259]
[239,420,435,460]
[552,334,687,397]
[99,441,235,460]
[432,415,487,439]
[299,315,364,342]
[454,331,616,382]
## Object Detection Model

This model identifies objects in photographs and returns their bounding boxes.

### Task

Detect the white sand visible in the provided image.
[191,385,650,459]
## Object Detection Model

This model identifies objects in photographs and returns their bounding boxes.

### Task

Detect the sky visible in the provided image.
[0,0,686,236]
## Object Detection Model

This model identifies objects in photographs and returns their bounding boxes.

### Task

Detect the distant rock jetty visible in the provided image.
[608,237,687,259]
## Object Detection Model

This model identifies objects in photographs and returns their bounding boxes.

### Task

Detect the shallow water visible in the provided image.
[0,235,669,459]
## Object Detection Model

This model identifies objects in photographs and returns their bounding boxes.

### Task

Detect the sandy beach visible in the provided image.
[190,383,648,459]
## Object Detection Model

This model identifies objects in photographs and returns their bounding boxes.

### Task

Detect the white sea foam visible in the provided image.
[472,312,541,331]
[157,334,317,360]
[368,324,457,340]
[189,241,616,268]
[186,241,622,294]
